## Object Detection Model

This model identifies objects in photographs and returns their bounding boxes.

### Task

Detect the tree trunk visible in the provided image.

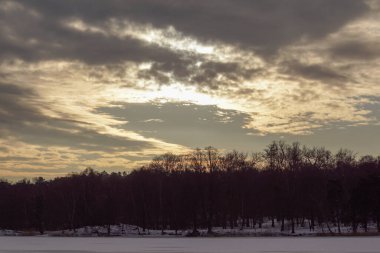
[310,213,315,231]
[281,217,285,232]
[291,218,295,234]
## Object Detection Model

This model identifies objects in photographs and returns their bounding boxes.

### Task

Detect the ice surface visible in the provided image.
[1,236,380,253]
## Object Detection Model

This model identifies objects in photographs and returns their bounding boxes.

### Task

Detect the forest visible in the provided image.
[0,141,380,235]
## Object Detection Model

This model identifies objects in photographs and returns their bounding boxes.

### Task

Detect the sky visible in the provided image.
[0,0,380,180]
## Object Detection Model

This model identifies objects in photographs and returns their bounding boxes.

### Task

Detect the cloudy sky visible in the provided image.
[1,0,380,180]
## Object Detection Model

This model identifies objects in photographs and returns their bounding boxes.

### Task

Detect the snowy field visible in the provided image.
[1,237,380,253]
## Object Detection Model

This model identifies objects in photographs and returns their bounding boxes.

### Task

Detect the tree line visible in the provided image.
[1,141,380,235]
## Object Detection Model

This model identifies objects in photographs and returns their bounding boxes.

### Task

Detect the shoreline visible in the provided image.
[2,232,380,238]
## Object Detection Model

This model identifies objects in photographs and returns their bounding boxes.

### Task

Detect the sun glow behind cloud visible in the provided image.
[109,84,231,108]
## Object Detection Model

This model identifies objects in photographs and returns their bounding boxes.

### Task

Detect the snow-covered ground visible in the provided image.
[1,219,379,237]
[1,236,380,252]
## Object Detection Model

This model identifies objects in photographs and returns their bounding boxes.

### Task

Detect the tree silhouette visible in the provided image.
[0,142,379,235]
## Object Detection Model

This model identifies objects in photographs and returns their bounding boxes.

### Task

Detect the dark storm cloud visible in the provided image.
[330,41,380,60]
[0,82,153,152]
[0,23,180,65]
[190,61,258,90]
[282,61,348,85]
[137,57,194,85]
[139,58,260,90]
[0,1,181,65]
[1,0,369,64]
[0,82,42,127]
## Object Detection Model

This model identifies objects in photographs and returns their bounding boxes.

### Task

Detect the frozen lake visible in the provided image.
[0,236,380,253]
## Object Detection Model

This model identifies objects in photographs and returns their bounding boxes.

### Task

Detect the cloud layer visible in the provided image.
[0,0,379,179]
